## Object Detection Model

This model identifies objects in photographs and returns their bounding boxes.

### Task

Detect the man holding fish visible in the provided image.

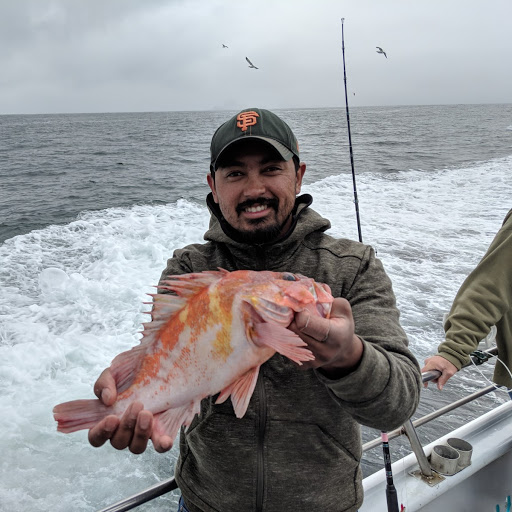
[77,108,422,511]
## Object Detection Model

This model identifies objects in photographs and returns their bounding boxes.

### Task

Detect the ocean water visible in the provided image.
[1,104,511,511]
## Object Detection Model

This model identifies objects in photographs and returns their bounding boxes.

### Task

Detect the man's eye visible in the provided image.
[282,272,297,281]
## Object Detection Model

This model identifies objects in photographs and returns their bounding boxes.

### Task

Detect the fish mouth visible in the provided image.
[318,302,332,318]
[309,282,333,318]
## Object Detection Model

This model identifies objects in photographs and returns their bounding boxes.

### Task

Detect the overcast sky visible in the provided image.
[1,0,511,114]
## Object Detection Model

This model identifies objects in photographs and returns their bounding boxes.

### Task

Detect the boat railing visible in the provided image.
[97,346,500,512]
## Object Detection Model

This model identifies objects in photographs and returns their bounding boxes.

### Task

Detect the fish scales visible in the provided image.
[53,269,333,446]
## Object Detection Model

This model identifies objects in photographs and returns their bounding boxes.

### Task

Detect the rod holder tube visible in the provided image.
[403,419,433,477]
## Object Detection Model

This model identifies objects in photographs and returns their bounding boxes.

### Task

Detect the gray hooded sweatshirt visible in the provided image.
[159,194,421,512]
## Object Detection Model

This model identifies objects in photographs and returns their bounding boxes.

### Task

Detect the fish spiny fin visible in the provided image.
[145,293,187,318]
[139,285,202,348]
[153,400,201,441]
[157,269,227,298]
[142,293,188,335]
[215,365,260,418]
[115,271,228,394]
[253,323,315,365]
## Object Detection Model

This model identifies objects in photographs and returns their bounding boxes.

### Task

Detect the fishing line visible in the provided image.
[469,355,512,395]
[340,18,398,512]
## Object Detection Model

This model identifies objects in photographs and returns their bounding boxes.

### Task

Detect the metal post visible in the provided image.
[402,420,433,478]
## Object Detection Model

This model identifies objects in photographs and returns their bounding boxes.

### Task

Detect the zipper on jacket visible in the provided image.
[255,373,267,511]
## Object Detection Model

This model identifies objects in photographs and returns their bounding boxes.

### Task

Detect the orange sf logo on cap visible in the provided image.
[236,111,259,132]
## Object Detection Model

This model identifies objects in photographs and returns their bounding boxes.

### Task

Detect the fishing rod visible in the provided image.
[340,18,363,244]
[340,18,399,512]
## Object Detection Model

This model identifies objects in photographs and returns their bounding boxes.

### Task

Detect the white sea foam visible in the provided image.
[308,155,512,357]
[0,157,511,511]
[0,199,208,511]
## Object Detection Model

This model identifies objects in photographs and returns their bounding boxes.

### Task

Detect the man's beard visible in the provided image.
[233,220,285,244]
[233,197,289,244]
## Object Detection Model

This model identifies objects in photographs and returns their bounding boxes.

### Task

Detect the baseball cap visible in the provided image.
[210,108,300,171]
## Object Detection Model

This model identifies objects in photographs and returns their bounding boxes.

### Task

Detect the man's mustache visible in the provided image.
[236,198,279,215]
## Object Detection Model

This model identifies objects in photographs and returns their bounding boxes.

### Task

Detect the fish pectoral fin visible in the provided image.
[215,365,260,418]
[253,323,315,365]
[154,400,201,441]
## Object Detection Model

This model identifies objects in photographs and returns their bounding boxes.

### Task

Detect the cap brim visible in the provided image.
[213,136,294,171]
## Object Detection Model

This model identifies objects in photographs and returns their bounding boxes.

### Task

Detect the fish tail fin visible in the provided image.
[253,323,315,365]
[53,399,111,433]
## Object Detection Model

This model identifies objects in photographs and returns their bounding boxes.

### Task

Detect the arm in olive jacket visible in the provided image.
[436,209,512,386]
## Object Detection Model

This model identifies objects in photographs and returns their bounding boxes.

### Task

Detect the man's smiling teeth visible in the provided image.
[245,205,267,213]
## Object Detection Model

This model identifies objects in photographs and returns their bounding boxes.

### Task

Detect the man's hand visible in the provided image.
[421,355,458,390]
[87,368,173,454]
[289,297,363,379]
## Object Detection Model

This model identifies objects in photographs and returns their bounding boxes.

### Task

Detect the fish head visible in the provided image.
[237,270,333,327]
[278,272,333,319]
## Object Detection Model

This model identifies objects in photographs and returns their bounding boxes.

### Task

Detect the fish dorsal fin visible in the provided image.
[142,269,229,348]
[142,292,188,331]
[113,270,228,394]
[215,365,260,418]
[111,295,189,394]
[157,269,227,298]
[142,269,227,336]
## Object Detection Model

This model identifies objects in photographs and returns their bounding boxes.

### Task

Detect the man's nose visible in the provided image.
[243,173,266,197]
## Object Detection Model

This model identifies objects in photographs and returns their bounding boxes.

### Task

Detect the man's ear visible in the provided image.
[295,162,306,194]
[207,173,218,203]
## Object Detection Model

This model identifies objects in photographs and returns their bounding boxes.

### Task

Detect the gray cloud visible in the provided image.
[1,0,511,114]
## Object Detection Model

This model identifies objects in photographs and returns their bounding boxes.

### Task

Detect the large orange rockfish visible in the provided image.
[53,269,333,445]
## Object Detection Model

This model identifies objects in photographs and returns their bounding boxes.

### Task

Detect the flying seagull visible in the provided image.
[246,57,259,69]
[222,44,228,48]
[376,46,387,58]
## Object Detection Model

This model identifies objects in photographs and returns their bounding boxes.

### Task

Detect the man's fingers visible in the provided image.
[87,403,155,454]
[329,297,353,320]
[110,402,144,450]
[88,415,120,447]
[94,368,117,406]
[152,434,174,454]
[437,372,453,391]
[128,410,154,454]
[296,310,330,342]
[421,356,458,391]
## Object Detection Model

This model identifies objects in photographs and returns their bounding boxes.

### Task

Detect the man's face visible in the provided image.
[207,139,306,244]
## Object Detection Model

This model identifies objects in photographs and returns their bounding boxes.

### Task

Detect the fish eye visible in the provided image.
[282,272,297,281]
